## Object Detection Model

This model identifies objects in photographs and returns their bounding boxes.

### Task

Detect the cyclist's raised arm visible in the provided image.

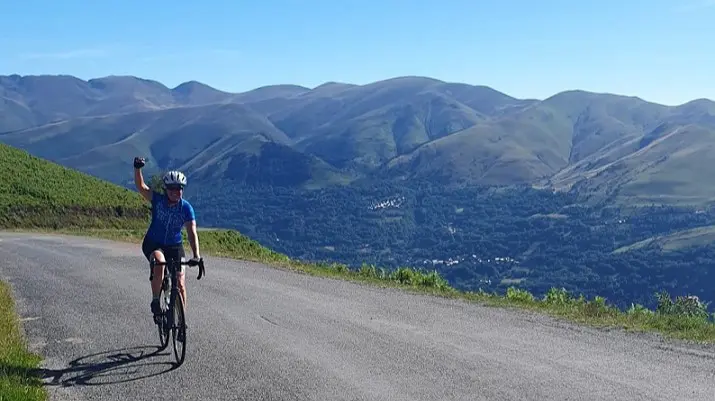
[133,157,152,202]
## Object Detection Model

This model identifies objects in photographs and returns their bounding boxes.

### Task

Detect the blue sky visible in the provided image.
[2,0,714,105]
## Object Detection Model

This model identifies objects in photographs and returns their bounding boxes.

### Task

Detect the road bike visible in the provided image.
[149,256,205,366]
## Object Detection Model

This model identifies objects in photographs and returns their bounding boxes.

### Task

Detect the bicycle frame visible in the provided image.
[148,256,205,325]
[148,256,205,365]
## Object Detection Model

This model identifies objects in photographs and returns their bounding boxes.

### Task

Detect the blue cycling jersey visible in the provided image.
[145,191,196,245]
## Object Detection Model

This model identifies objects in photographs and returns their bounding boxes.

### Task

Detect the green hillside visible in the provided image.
[613,225,715,254]
[0,142,148,229]
[5,74,715,206]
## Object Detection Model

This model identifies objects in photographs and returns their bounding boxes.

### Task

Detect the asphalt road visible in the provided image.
[1,232,715,401]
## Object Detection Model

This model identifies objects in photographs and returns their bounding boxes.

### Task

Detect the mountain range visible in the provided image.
[2,73,715,206]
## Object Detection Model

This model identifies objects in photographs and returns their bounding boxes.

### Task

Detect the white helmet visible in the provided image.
[162,170,187,187]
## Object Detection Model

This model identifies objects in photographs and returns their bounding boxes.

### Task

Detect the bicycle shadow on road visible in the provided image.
[33,345,178,387]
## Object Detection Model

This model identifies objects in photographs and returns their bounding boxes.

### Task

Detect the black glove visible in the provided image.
[133,157,146,169]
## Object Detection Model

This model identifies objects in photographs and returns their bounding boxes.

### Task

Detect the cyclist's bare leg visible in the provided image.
[151,250,165,297]
[177,269,187,309]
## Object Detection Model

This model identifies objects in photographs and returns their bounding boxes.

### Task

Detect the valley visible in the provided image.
[187,180,715,312]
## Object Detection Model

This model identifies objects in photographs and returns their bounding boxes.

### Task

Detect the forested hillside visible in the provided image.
[188,180,715,311]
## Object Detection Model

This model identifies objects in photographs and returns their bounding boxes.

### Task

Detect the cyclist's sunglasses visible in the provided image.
[166,185,184,191]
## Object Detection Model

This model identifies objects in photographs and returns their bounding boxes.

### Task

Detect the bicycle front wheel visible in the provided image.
[171,292,186,366]
[156,276,171,350]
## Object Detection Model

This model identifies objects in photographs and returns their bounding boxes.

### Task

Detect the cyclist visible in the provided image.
[132,157,202,328]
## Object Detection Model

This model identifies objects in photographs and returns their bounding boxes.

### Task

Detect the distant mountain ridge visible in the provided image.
[2,73,715,206]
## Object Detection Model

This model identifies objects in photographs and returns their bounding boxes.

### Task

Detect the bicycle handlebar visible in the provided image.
[152,258,206,280]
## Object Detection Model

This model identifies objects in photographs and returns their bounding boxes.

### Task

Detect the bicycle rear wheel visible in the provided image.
[171,291,186,365]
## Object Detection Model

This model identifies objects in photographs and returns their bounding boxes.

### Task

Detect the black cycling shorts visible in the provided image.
[141,235,185,264]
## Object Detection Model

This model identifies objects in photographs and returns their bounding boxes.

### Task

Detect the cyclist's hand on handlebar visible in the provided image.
[188,256,206,280]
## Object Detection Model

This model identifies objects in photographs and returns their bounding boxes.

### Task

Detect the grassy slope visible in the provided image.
[0,143,149,230]
[559,124,715,207]
[385,103,574,185]
[2,144,715,400]
[0,103,293,186]
[0,281,44,401]
[613,225,715,254]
